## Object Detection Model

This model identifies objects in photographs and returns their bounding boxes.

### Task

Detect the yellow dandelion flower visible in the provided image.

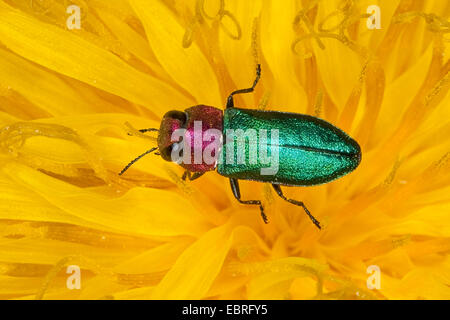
[0,0,449,300]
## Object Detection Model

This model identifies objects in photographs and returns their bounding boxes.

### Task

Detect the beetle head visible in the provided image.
[157,105,223,172]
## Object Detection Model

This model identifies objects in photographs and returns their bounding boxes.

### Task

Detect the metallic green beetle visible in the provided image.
[120,65,362,229]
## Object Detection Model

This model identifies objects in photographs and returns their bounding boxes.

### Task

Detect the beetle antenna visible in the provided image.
[127,128,159,136]
[138,128,159,133]
[119,147,158,176]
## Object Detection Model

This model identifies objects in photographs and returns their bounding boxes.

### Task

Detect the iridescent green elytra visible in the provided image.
[120,65,362,229]
[217,107,361,186]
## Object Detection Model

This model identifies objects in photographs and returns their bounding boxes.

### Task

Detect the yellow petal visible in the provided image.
[0,1,191,117]
[129,0,221,105]
[151,224,233,299]
[113,240,193,274]
[260,0,308,113]
[3,163,211,237]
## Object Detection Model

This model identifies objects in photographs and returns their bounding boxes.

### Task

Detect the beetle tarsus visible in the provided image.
[230,178,268,224]
[272,184,321,229]
[259,206,269,224]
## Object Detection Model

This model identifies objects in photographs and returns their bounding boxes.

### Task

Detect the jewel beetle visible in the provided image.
[120,65,361,229]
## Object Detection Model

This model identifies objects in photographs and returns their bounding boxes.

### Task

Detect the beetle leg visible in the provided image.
[226,64,261,109]
[182,171,205,181]
[229,178,268,223]
[272,184,321,229]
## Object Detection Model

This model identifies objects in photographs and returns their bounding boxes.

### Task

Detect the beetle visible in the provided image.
[119,65,361,229]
